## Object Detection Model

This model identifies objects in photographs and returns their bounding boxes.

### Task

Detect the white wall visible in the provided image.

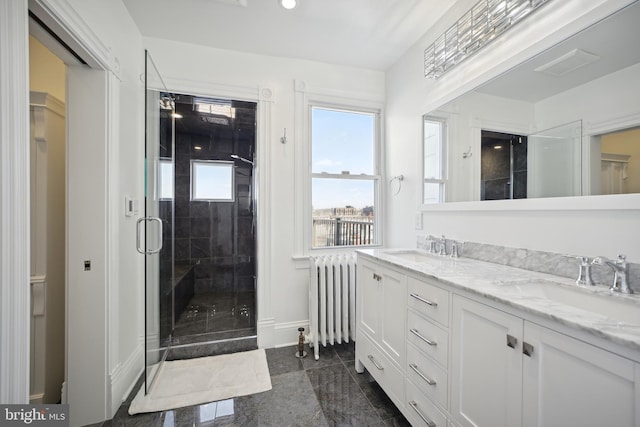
[143,36,385,347]
[29,36,65,102]
[385,0,640,263]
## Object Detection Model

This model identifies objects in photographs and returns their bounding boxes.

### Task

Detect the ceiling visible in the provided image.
[476,1,640,103]
[122,0,454,70]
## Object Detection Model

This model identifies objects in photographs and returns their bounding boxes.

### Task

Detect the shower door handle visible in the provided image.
[136,217,163,254]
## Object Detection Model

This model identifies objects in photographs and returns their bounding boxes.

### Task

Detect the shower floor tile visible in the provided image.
[105,343,410,427]
[173,291,255,340]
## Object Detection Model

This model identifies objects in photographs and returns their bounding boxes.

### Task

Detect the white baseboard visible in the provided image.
[272,320,310,348]
[29,393,45,404]
[257,318,275,348]
[108,343,143,417]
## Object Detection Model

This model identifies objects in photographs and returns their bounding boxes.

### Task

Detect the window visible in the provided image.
[191,160,234,201]
[311,106,379,248]
[423,116,447,204]
[158,158,174,200]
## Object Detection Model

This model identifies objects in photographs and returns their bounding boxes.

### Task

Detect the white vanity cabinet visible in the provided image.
[521,322,640,427]
[356,254,640,427]
[356,258,407,405]
[451,294,640,427]
[450,294,523,427]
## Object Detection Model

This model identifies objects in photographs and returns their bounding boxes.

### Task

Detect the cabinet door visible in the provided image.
[451,295,523,427]
[380,266,406,366]
[357,260,381,340]
[522,322,640,427]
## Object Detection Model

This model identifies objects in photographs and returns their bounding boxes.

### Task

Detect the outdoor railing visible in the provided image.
[312,217,374,247]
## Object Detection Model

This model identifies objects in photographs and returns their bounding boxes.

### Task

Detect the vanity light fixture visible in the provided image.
[280,0,296,10]
[425,0,552,79]
[172,113,183,119]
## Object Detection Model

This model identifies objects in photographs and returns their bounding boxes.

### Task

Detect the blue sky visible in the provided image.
[311,108,375,210]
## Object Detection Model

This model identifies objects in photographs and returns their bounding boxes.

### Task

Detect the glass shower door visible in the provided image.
[527,120,582,198]
[140,50,174,393]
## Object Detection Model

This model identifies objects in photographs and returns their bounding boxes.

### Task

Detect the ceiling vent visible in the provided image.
[534,49,600,76]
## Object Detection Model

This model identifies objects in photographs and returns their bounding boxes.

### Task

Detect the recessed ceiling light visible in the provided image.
[280,0,296,9]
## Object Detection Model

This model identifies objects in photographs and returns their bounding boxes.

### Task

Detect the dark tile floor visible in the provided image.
[95,343,410,427]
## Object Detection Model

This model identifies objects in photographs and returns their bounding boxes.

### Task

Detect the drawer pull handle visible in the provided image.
[368,354,384,371]
[507,334,518,349]
[523,342,534,357]
[409,400,436,427]
[372,273,382,281]
[410,328,437,346]
[409,363,436,386]
[410,293,437,307]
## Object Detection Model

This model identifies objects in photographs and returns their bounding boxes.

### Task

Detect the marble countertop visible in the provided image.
[358,248,640,356]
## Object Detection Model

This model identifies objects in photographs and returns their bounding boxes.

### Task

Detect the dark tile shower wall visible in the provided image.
[481,131,528,200]
[173,97,257,296]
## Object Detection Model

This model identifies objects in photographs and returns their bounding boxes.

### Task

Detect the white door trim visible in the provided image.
[0,0,31,404]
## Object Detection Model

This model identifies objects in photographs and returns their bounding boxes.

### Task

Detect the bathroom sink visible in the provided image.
[513,280,640,325]
[384,250,439,263]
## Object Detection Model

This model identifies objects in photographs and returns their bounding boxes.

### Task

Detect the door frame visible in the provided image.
[0,0,31,403]
[1,0,123,423]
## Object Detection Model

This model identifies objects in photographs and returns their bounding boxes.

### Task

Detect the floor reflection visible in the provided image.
[106,343,410,427]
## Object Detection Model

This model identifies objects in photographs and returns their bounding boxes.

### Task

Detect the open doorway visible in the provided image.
[27,32,67,404]
[595,127,640,195]
[28,7,113,425]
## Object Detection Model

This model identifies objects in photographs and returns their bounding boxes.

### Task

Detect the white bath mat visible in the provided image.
[128,349,272,415]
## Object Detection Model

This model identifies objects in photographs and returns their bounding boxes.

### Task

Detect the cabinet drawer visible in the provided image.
[357,334,404,405]
[408,311,449,368]
[407,343,448,409]
[408,277,450,327]
[406,380,448,427]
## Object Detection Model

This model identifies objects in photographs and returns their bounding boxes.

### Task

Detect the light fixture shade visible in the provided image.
[280,0,296,9]
[424,0,551,79]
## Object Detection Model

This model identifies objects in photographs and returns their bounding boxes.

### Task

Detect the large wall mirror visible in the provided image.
[423,1,640,204]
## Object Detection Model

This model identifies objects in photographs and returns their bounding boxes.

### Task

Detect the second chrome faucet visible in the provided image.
[425,234,461,258]
[591,254,633,294]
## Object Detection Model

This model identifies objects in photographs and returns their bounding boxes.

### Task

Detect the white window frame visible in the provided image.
[423,115,448,204]
[308,102,382,250]
[190,159,235,202]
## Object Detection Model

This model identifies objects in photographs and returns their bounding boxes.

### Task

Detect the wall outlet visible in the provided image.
[415,212,423,230]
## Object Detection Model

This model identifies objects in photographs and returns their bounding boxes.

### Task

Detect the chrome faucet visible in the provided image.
[425,235,437,254]
[438,235,447,256]
[591,254,633,294]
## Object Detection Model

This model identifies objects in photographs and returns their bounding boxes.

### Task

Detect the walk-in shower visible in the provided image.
[164,94,258,359]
